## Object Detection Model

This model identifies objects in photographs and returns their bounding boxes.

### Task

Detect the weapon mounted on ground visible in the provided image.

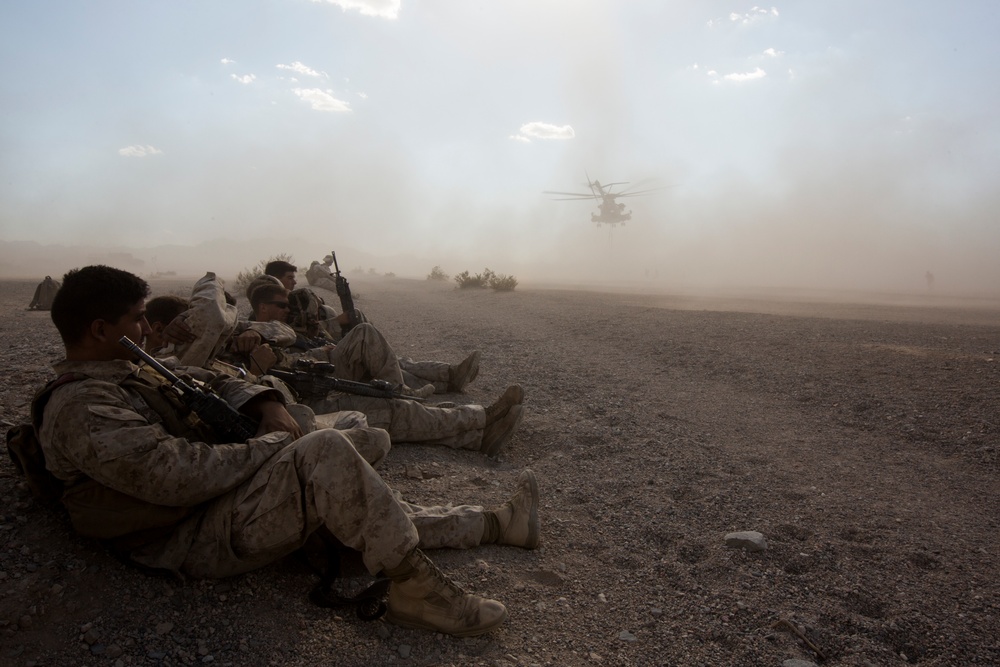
[268,360,424,403]
[330,251,360,336]
[119,336,259,442]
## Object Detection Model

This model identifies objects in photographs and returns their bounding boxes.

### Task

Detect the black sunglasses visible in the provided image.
[266,301,290,309]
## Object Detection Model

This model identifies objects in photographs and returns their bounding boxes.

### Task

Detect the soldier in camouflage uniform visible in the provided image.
[37,265,541,637]
[241,284,525,455]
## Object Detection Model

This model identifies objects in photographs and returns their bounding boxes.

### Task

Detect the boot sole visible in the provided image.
[385,607,509,637]
[482,406,525,457]
[520,470,540,549]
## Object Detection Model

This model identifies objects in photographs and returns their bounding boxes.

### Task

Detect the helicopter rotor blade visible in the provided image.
[543,190,600,198]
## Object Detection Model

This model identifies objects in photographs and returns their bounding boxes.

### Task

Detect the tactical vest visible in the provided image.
[14,368,221,552]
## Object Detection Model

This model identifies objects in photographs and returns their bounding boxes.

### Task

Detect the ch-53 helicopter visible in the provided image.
[544,175,666,227]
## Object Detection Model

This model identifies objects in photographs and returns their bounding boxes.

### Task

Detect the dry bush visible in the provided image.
[489,273,518,291]
[426,265,449,281]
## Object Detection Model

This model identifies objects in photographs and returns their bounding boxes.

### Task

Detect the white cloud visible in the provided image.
[277,61,326,78]
[762,47,784,58]
[357,92,368,99]
[725,6,780,25]
[292,88,352,112]
[311,0,400,20]
[509,134,531,144]
[231,73,256,85]
[514,122,575,142]
[723,67,767,82]
[118,145,163,158]
[220,58,235,65]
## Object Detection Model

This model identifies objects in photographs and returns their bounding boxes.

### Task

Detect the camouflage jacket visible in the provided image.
[37,359,291,573]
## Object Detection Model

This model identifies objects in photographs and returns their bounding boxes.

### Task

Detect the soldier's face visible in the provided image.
[279,271,296,290]
[96,299,152,360]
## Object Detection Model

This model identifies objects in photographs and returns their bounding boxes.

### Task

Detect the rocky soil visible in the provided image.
[1,275,999,667]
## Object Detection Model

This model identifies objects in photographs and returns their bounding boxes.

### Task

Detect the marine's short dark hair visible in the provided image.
[145,295,189,327]
[250,283,288,314]
[51,265,150,346]
[264,260,297,277]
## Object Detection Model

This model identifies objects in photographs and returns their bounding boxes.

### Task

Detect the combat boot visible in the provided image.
[484,469,540,549]
[402,383,436,399]
[448,351,481,392]
[485,384,524,424]
[384,549,508,637]
[480,405,525,457]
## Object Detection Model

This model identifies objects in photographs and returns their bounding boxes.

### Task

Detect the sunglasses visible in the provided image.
[266,301,290,309]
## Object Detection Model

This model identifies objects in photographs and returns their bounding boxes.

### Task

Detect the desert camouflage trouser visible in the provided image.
[178,428,485,579]
[318,323,404,386]
[398,357,451,393]
[307,393,486,450]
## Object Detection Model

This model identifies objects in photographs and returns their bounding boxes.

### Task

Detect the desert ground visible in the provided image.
[1,275,999,667]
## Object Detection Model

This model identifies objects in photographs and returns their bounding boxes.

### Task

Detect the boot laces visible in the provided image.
[416,550,466,598]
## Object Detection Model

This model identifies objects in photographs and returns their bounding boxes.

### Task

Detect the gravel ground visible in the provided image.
[1,275,999,667]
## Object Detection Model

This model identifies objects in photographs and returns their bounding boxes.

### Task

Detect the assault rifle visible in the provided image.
[268,360,424,403]
[119,336,259,442]
[330,251,360,336]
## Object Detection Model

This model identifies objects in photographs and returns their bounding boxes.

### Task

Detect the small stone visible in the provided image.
[156,621,174,635]
[597,593,607,603]
[83,628,100,645]
[724,531,768,552]
[398,644,411,658]
[618,630,637,642]
[106,644,123,658]
[782,660,818,667]
[589,652,603,662]
[18,615,32,629]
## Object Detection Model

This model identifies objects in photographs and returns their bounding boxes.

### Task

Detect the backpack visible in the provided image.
[288,288,331,339]
[5,373,83,505]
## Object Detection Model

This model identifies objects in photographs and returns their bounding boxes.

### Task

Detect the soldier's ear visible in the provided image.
[90,319,110,342]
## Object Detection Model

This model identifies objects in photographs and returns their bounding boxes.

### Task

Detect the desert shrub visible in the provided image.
[454,268,513,290]
[427,265,449,281]
[368,267,378,275]
[489,273,518,292]
[383,272,396,278]
[454,270,488,289]
[234,253,294,294]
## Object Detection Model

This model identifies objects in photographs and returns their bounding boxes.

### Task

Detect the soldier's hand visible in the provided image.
[252,401,303,440]
[231,330,263,354]
[162,315,197,345]
[249,344,277,375]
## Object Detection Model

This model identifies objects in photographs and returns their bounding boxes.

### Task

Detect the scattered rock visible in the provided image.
[725,531,768,552]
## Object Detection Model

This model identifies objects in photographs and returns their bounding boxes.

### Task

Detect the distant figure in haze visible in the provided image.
[28,276,60,311]
[925,271,934,291]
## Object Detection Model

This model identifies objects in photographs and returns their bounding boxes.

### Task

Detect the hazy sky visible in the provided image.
[2,1,999,293]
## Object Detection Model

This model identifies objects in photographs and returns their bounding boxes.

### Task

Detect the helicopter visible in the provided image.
[544,174,665,227]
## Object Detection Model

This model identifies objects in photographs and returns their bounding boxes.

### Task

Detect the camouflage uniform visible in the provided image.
[398,357,452,394]
[38,359,490,578]
[287,324,489,449]
[305,261,339,292]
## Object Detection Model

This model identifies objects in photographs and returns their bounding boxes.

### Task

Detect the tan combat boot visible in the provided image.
[384,549,508,637]
[486,469,540,549]
[448,351,481,392]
